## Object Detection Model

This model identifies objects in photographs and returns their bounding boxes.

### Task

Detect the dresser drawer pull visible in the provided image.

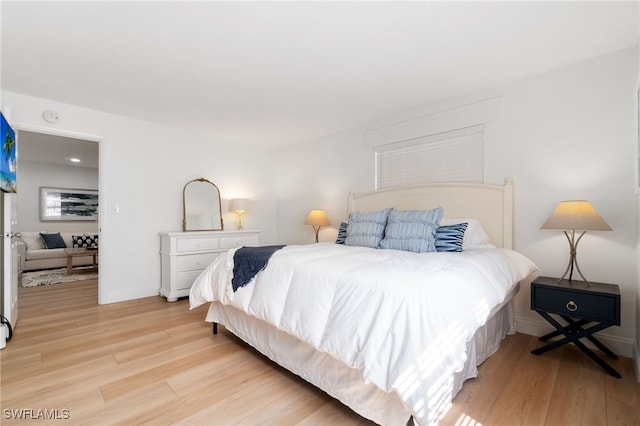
[566,300,578,312]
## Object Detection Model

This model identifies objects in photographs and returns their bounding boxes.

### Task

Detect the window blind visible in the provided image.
[375,125,484,190]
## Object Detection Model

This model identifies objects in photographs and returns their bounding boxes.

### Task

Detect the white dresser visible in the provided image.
[159,230,260,302]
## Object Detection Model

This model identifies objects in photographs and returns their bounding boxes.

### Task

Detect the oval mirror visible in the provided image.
[183,178,223,231]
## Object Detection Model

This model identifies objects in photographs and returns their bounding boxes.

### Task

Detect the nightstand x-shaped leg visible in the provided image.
[531,310,621,378]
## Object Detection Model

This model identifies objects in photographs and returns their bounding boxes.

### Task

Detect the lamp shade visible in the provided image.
[304,210,331,226]
[229,198,250,213]
[541,200,611,231]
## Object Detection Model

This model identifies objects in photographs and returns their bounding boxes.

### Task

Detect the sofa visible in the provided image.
[17,232,98,272]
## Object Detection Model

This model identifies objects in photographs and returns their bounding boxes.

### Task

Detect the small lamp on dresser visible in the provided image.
[540,200,612,285]
[230,198,250,230]
[305,209,331,243]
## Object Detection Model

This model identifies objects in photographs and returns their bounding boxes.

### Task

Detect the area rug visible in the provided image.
[21,268,98,288]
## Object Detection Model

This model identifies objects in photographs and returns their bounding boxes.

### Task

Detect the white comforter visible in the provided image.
[190,243,537,425]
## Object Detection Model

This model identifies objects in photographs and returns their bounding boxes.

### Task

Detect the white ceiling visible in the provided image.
[18,131,99,169]
[1,1,638,148]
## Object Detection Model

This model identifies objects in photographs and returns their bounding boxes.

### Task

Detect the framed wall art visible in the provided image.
[0,112,17,193]
[40,187,98,221]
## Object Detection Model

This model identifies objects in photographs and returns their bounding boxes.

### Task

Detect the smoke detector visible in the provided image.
[42,110,59,123]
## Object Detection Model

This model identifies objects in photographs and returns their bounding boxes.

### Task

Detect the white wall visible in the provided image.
[16,160,99,233]
[275,128,374,245]
[2,91,278,304]
[499,47,637,357]
[275,47,639,357]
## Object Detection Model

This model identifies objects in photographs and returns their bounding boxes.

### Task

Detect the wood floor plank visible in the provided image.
[165,344,259,396]
[438,331,531,425]
[99,339,223,402]
[544,345,607,426]
[70,381,179,425]
[116,369,278,425]
[474,334,561,425]
[173,370,302,425]
[1,354,118,408]
[297,399,375,426]
[2,279,639,425]
[604,356,640,426]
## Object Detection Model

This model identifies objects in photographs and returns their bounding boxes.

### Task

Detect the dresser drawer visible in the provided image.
[531,280,620,325]
[176,237,220,252]
[219,235,259,249]
[175,270,203,290]
[176,252,219,271]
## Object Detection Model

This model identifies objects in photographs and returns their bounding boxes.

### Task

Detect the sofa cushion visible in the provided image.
[25,248,67,261]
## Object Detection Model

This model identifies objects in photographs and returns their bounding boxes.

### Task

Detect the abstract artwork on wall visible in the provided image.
[40,187,99,221]
[0,112,17,193]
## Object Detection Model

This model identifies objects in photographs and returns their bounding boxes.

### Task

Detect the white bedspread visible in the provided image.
[190,243,537,425]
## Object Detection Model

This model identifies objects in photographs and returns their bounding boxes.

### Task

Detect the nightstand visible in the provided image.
[530,276,621,378]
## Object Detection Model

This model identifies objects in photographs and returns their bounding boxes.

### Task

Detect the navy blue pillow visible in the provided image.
[39,232,67,249]
[335,222,348,244]
[435,223,468,252]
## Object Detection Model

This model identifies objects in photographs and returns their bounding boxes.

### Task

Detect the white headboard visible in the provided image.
[347,178,513,249]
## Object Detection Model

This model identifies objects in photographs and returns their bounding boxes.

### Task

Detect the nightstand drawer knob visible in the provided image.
[566,300,578,312]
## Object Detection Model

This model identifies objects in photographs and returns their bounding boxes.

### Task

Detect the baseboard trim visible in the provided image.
[516,316,634,359]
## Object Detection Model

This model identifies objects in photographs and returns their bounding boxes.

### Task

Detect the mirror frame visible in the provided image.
[183,177,224,231]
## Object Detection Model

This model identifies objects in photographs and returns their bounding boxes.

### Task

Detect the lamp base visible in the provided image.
[236,213,245,230]
[557,230,591,286]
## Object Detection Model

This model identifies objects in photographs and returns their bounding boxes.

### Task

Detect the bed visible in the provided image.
[189,179,537,425]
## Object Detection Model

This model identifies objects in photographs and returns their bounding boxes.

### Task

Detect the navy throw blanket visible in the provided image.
[231,245,285,292]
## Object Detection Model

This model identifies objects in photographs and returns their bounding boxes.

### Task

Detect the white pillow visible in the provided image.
[440,218,495,249]
[21,232,46,250]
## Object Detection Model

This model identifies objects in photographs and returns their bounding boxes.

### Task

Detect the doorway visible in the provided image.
[15,127,101,303]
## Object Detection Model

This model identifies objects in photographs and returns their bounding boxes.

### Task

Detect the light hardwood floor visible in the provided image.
[1,279,639,425]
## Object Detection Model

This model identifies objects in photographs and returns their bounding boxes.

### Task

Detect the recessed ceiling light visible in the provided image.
[69,158,81,163]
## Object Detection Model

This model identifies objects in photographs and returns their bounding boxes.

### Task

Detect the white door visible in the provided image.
[2,192,18,330]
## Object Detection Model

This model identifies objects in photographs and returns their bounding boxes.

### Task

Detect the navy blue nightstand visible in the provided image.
[530,276,621,378]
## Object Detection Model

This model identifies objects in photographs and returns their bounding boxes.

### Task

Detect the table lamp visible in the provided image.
[541,200,611,285]
[305,210,331,243]
[230,198,250,230]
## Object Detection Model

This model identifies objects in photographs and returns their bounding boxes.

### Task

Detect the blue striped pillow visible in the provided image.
[335,222,348,244]
[345,208,391,248]
[435,223,468,252]
[379,207,444,253]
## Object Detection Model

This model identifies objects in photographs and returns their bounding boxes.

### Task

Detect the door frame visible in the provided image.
[14,123,105,304]
[2,193,19,328]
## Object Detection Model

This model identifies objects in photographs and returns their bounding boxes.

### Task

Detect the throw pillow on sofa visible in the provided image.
[22,233,46,250]
[73,235,98,248]
[39,232,67,249]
